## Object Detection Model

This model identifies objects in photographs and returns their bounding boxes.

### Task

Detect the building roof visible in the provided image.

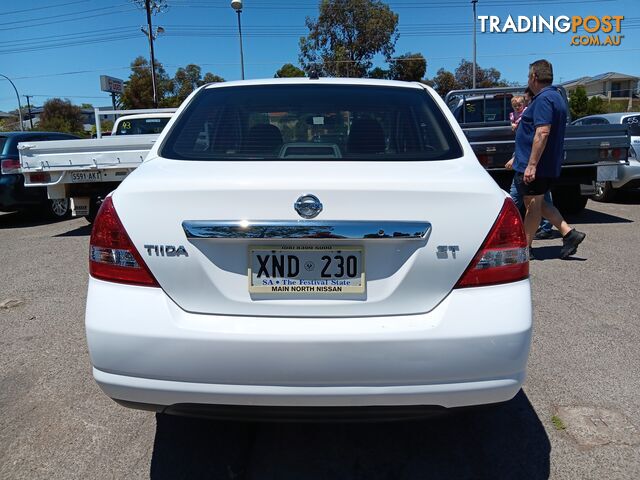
[561,72,640,87]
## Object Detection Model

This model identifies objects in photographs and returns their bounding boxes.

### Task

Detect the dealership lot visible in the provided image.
[1,194,639,480]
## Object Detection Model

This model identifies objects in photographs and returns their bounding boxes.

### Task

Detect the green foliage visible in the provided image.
[163,64,225,107]
[454,59,508,89]
[38,98,84,134]
[119,57,224,109]
[203,72,225,84]
[389,52,426,82]
[119,56,173,109]
[586,96,606,115]
[368,67,389,79]
[299,0,399,77]
[274,63,306,78]
[569,86,589,119]
[430,68,458,97]
[91,120,114,136]
[0,118,15,132]
[551,415,566,431]
[605,100,638,113]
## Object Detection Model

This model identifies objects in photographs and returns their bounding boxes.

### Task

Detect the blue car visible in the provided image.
[0,131,79,218]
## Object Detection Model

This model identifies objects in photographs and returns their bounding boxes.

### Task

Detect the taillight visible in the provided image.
[28,172,51,184]
[89,197,159,287]
[1,158,21,174]
[455,198,529,288]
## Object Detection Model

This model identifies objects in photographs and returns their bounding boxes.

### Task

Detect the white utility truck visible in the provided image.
[18,108,175,220]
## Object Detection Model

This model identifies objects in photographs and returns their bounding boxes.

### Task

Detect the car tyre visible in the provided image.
[47,198,71,220]
[552,185,588,215]
[591,181,617,203]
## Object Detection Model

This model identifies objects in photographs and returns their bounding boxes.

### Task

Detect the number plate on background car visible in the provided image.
[249,246,365,294]
[70,171,102,183]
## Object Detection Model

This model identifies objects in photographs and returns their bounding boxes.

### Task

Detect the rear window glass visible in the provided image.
[0,137,7,155]
[160,84,462,161]
[114,117,170,135]
[451,96,514,123]
[623,115,640,136]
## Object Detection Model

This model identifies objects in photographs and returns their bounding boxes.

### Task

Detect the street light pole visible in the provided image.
[0,73,24,131]
[231,0,245,80]
[472,0,478,89]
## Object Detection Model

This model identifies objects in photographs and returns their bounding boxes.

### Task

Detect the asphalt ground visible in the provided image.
[1,192,639,479]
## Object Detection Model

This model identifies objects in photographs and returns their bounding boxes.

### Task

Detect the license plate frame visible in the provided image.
[248,246,365,294]
[70,171,103,183]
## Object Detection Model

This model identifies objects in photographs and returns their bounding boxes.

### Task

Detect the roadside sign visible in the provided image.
[100,75,124,94]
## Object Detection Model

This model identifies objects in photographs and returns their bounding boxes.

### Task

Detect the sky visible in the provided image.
[0,0,638,113]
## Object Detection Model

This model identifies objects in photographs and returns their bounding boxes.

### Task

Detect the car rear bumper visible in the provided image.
[86,277,532,410]
[612,157,640,189]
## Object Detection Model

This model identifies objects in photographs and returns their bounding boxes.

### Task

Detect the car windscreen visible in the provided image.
[114,117,170,135]
[160,84,463,161]
[623,115,640,136]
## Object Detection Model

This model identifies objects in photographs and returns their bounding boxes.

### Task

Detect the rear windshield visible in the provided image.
[0,136,7,156]
[623,115,640,136]
[160,84,463,161]
[451,96,514,124]
[114,117,170,135]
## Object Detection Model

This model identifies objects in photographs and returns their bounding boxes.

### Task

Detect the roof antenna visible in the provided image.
[308,63,321,80]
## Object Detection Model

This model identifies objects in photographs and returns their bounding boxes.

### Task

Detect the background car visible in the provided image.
[571,112,640,201]
[0,131,80,218]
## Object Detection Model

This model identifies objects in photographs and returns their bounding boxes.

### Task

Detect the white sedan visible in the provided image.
[85,78,532,419]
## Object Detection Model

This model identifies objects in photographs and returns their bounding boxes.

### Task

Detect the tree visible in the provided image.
[454,59,509,89]
[164,64,225,107]
[119,56,173,109]
[299,0,399,78]
[429,68,458,97]
[38,98,84,134]
[368,67,389,79]
[569,86,589,119]
[389,52,426,82]
[274,63,306,78]
[203,72,225,83]
[587,95,606,115]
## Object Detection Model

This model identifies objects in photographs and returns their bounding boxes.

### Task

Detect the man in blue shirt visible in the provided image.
[513,59,586,259]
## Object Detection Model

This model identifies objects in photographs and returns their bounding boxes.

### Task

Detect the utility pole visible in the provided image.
[24,95,33,129]
[144,0,158,108]
[472,0,478,89]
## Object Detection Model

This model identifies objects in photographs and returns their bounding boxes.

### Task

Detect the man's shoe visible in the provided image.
[560,229,586,259]
[534,229,553,240]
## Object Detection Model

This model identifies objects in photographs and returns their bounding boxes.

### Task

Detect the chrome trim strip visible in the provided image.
[182,221,431,240]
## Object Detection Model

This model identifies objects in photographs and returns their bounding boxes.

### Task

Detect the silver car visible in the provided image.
[572,112,640,201]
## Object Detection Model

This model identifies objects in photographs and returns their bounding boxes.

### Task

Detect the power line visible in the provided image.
[0,0,89,16]
[1,6,138,31]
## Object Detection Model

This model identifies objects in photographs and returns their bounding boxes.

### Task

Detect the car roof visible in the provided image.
[0,131,79,139]
[203,77,426,90]
[575,112,640,123]
[115,113,174,121]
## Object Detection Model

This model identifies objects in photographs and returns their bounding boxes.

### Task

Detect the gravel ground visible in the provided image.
[1,192,639,479]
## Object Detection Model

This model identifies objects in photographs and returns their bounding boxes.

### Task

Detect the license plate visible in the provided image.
[597,165,618,181]
[70,171,102,183]
[249,246,365,294]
